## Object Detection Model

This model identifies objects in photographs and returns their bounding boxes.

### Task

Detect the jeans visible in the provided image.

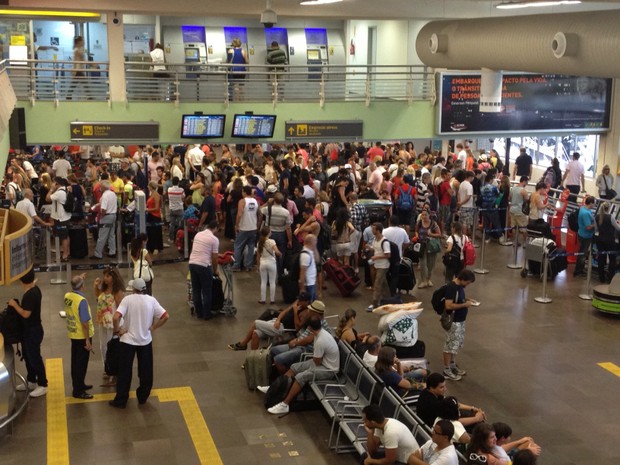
[566,184,580,204]
[305,284,316,302]
[71,338,91,396]
[113,341,154,406]
[575,236,592,275]
[482,208,501,239]
[94,214,116,257]
[270,230,287,276]
[23,325,47,387]
[233,229,257,270]
[260,259,277,302]
[169,209,184,242]
[189,263,214,319]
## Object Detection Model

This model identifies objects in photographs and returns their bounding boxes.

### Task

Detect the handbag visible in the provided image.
[427,237,441,254]
[521,197,530,216]
[603,176,617,200]
[440,309,453,331]
[134,249,153,282]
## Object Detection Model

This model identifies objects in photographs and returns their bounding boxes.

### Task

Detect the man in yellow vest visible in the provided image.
[65,273,95,399]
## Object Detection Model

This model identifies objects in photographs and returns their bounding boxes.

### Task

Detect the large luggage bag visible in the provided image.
[245,346,272,390]
[397,257,416,293]
[212,275,225,311]
[69,224,88,259]
[280,274,299,304]
[388,340,426,359]
[323,258,360,297]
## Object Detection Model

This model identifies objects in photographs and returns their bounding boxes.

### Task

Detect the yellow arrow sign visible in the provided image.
[72,128,81,135]
[287,127,295,135]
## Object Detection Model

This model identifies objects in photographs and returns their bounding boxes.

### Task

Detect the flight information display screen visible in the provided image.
[438,73,612,135]
[181,114,226,138]
[231,114,276,138]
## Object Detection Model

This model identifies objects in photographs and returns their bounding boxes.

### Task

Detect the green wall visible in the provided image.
[17,101,436,144]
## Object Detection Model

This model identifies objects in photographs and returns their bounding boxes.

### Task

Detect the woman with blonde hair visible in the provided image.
[596,164,616,200]
[335,308,370,349]
[93,266,124,386]
[146,181,164,255]
[38,172,53,215]
[257,226,281,304]
[171,157,184,181]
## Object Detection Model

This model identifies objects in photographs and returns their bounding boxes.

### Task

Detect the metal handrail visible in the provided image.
[0,371,29,431]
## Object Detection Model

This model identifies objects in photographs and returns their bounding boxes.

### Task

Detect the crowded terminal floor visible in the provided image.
[0,232,618,465]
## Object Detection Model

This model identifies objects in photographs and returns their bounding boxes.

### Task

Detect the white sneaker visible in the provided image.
[267,402,290,415]
[427,280,434,287]
[256,385,269,394]
[30,386,48,398]
[418,282,428,289]
[16,381,36,392]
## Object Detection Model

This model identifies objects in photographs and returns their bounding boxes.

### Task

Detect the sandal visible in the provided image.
[227,342,247,351]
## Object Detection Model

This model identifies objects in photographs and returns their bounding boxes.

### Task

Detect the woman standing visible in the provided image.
[146,181,163,255]
[444,221,466,283]
[171,157,184,181]
[93,267,124,386]
[596,202,620,283]
[596,164,616,200]
[257,226,281,304]
[130,234,154,295]
[331,208,356,266]
[467,423,509,465]
[415,209,442,288]
[528,182,548,223]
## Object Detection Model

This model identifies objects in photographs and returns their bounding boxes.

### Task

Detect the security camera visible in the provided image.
[111,12,121,26]
[261,8,277,28]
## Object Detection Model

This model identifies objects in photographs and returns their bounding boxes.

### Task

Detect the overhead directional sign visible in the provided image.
[70,122,159,141]
[285,120,363,139]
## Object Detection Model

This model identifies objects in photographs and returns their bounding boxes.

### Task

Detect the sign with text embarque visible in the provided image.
[285,121,363,140]
[70,122,159,141]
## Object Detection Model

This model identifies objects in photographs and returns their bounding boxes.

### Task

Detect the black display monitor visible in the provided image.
[181,114,226,138]
[231,114,276,138]
[438,73,612,135]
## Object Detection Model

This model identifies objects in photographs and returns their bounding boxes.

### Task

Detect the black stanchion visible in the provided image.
[579,243,593,301]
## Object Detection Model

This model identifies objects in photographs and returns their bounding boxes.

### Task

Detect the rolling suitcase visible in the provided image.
[245,346,272,390]
[323,258,361,297]
[212,275,225,311]
[280,274,299,303]
[397,257,416,293]
[69,224,88,259]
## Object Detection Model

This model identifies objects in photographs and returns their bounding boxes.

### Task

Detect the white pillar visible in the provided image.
[106,12,126,103]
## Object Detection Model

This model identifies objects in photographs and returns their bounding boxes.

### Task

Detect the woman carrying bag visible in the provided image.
[130,234,154,295]
[415,209,442,289]
[596,165,617,200]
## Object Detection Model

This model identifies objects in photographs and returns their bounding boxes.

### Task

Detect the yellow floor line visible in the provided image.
[46,358,69,465]
[598,362,620,377]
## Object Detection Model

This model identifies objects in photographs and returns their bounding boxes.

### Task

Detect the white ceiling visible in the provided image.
[9,0,620,20]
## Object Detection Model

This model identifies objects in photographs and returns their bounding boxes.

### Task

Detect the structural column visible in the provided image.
[106,12,126,103]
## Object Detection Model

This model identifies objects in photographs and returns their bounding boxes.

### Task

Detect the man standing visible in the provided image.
[267,41,287,69]
[407,420,458,465]
[64,274,94,399]
[16,188,52,227]
[187,144,204,181]
[47,177,72,262]
[362,404,419,465]
[91,181,117,259]
[368,222,392,311]
[167,176,185,242]
[574,195,595,277]
[52,152,71,179]
[232,186,260,271]
[261,192,293,276]
[512,147,533,180]
[562,151,586,203]
[109,278,169,408]
[189,220,219,320]
[264,317,339,415]
[299,234,318,301]
[8,269,48,398]
[348,192,370,273]
[442,269,476,381]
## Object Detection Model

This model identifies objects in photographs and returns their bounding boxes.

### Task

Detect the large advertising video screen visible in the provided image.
[438,73,612,135]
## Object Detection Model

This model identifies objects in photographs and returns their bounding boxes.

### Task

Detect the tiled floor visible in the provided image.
[1,234,620,464]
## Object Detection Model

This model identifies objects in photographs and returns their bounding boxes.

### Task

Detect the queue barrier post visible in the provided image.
[45,227,52,266]
[500,204,513,247]
[183,220,189,259]
[116,220,123,263]
[507,225,522,269]
[579,243,594,301]
[50,234,67,285]
[126,244,134,291]
[534,249,553,304]
[474,218,489,275]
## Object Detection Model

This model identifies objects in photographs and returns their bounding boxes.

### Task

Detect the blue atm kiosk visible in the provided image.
[305,28,328,80]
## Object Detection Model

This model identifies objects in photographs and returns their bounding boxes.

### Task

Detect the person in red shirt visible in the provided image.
[366,141,385,164]
[437,169,453,235]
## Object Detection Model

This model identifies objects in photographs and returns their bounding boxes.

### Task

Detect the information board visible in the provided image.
[231,114,276,138]
[181,115,225,138]
[70,122,159,141]
[285,121,363,139]
[438,73,612,135]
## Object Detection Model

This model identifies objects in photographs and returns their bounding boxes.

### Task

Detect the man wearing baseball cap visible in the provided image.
[109,278,169,408]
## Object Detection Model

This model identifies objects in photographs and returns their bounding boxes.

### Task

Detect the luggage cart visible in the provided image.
[521,222,567,279]
[217,251,237,316]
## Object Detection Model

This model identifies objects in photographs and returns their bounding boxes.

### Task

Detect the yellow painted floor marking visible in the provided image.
[64,385,223,465]
[598,362,620,377]
[46,358,69,465]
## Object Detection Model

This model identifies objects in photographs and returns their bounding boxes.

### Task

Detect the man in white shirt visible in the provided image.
[299,234,318,302]
[362,404,419,465]
[562,151,586,203]
[368,163,383,196]
[47,177,72,261]
[16,189,51,227]
[456,143,467,165]
[383,215,411,256]
[109,278,169,408]
[457,171,475,233]
[369,223,392,311]
[189,221,220,320]
[91,181,118,259]
[408,420,458,465]
[52,154,72,179]
[362,335,381,369]
[187,144,205,181]
[232,186,261,271]
[167,177,185,243]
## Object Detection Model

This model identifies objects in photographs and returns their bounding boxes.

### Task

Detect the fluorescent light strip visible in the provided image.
[0,9,101,17]
[300,0,343,5]
[496,1,581,9]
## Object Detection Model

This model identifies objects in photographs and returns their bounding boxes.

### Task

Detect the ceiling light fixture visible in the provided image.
[0,9,101,17]
[496,1,581,9]
[300,0,343,5]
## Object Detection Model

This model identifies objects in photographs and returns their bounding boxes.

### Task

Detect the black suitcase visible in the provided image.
[212,275,224,311]
[280,274,299,304]
[69,224,88,259]
[397,257,416,293]
[389,340,426,359]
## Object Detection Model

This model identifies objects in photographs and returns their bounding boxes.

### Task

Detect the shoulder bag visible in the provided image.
[134,249,154,282]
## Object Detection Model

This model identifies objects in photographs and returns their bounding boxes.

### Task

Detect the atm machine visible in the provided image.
[184,43,207,78]
[305,28,328,80]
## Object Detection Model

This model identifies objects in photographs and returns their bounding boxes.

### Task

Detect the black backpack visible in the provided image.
[0,303,25,345]
[287,250,311,282]
[431,285,448,315]
[104,336,121,376]
[381,239,401,268]
[567,209,579,232]
[62,187,75,213]
[264,375,292,409]
[317,219,332,253]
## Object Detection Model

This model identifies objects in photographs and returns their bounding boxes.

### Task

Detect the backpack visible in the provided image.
[104,336,121,376]
[0,303,25,345]
[397,186,414,211]
[442,235,462,268]
[381,239,401,268]
[431,285,448,315]
[568,209,579,232]
[287,250,311,282]
[318,219,332,252]
[463,237,476,266]
[264,375,292,409]
[62,187,75,213]
[10,183,24,205]
[542,168,556,188]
